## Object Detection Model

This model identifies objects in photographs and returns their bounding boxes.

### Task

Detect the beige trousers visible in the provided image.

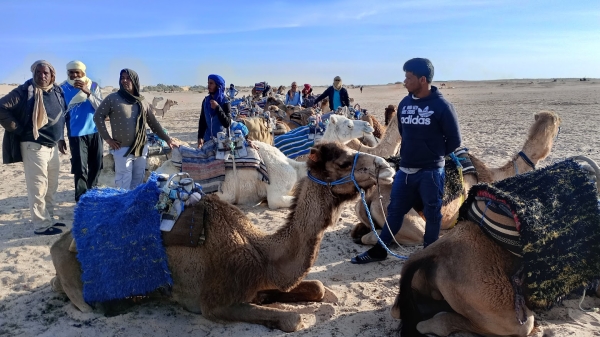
[20,141,60,231]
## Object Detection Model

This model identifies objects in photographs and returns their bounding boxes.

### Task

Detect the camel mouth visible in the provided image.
[377,167,395,184]
[363,125,375,133]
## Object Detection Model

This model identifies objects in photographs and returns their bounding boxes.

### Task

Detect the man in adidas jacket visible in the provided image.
[352,58,462,264]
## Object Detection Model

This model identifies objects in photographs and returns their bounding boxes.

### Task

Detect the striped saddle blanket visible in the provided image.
[273,125,325,159]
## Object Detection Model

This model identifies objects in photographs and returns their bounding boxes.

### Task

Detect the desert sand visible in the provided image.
[1,79,600,336]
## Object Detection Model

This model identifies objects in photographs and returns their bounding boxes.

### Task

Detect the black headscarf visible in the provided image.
[118,69,148,157]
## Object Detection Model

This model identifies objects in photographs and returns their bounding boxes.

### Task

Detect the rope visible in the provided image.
[578,288,600,313]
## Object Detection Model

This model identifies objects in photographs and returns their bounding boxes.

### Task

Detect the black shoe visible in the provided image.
[350,251,386,264]
[34,227,63,235]
[53,222,67,227]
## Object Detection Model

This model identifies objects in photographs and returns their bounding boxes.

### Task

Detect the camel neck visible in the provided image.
[265,181,342,289]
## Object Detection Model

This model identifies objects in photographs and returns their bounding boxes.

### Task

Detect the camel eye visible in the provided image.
[338,161,351,169]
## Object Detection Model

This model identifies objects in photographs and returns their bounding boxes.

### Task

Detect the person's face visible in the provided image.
[403,71,425,94]
[34,65,52,87]
[208,79,217,94]
[68,69,85,81]
[291,83,297,90]
[120,72,134,94]
[333,79,341,85]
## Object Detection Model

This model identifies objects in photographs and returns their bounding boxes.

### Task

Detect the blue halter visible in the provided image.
[307,152,408,260]
[307,153,360,189]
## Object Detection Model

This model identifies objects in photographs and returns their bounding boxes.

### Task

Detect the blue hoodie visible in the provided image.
[397,86,462,169]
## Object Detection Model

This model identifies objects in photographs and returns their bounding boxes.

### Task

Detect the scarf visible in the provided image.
[118,69,147,157]
[333,76,342,90]
[64,60,92,111]
[30,60,56,140]
[203,74,228,141]
[288,83,298,101]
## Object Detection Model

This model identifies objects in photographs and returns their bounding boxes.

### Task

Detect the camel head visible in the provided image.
[323,115,374,143]
[306,142,394,200]
[384,104,397,126]
[165,99,178,108]
[521,110,561,163]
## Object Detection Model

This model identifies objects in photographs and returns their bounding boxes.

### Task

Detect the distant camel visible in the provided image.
[151,96,164,108]
[155,99,178,118]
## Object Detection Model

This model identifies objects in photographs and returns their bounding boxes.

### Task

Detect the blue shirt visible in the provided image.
[332,90,342,110]
[60,81,103,137]
[284,92,303,106]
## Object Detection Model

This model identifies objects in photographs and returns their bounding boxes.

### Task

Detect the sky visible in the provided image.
[1,0,599,87]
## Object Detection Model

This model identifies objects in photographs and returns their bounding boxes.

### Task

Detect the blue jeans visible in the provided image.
[378,167,445,247]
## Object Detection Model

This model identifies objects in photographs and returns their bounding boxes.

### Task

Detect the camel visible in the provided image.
[242,116,274,144]
[384,104,396,126]
[276,85,286,95]
[155,99,178,118]
[156,115,374,209]
[151,96,164,108]
[50,142,395,332]
[352,111,561,246]
[390,156,600,336]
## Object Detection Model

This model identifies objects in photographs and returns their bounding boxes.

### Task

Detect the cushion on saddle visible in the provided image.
[467,196,521,257]
[72,174,172,303]
[459,159,600,309]
[180,142,226,194]
[162,200,208,247]
[273,125,323,159]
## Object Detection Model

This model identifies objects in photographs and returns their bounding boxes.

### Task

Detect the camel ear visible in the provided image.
[308,148,320,162]
[329,115,337,124]
[534,113,539,121]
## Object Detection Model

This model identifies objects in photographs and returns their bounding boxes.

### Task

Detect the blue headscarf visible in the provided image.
[203,74,228,141]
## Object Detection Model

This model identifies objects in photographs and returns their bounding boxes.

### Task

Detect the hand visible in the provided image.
[197,139,204,149]
[106,138,121,150]
[210,100,218,109]
[166,138,179,149]
[74,80,90,96]
[57,140,68,154]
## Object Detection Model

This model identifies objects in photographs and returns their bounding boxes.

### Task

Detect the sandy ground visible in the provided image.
[1,80,600,337]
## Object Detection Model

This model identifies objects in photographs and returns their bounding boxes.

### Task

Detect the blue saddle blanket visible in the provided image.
[72,174,172,303]
[274,125,324,159]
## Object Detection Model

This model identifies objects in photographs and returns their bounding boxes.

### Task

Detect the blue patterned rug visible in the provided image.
[72,174,172,303]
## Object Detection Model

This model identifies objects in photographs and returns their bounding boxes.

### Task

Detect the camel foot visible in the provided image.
[50,276,64,294]
[208,303,304,332]
[416,311,533,337]
[254,280,325,304]
[267,195,294,209]
[350,222,371,239]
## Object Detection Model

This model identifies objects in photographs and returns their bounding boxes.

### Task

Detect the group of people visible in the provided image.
[0,57,462,264]
[0,60,176,235]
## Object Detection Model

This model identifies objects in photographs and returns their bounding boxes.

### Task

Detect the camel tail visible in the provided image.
[397,255,436,337]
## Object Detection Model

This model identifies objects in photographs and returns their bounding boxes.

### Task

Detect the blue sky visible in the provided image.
[1,0,599,87]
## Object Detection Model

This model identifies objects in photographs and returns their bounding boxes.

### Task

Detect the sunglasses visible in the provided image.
[334,80,341,82]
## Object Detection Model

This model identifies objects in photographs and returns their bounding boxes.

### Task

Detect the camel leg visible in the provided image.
[416,311,534,337]
[207,303,303,332]
[50,231,93,312]
[253,280,325,304]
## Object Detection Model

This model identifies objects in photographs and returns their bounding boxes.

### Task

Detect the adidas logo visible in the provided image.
[417,106,434,118]
[401,116,431,125]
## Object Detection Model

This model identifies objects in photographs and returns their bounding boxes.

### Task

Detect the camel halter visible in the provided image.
[513,151,536,175]
[307,153,409,260]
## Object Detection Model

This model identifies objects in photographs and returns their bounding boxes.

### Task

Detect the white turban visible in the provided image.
[66,60,86,74]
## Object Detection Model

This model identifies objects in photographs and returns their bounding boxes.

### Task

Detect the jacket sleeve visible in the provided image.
[0,87,26,135]
[215,101,232,128]
[93,94,113,141]
[314,87,331,105]
[146,103,171,142]
[88,82,103,110]
[441,103,462,155]
[342,88,350,107]
[299,93,303,106]
[198,98,207,140]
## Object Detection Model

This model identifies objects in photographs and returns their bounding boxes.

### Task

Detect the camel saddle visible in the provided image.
[162,201,208,247]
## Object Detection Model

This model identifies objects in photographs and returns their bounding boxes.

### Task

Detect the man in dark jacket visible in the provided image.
[0,60,68,235]
[351,58,462,264]
[314,76,350,111]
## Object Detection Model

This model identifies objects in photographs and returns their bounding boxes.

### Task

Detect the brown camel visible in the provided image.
[391,156,600,336]
[384,104,396,126]
[242,116,273,144]
[49,142,395,332]
[359,114,385,139]
[352,111,561,246]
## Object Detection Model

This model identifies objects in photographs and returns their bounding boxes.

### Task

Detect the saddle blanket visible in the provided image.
[273,125,324,159]
[180,141,269,193]
[72,174,172,303]
[459,158,600,309]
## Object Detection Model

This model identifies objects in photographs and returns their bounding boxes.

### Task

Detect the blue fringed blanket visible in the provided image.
[274,125,324,159]
[72,174,172,303]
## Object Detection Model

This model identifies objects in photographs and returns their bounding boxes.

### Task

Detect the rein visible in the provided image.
[307,153,408,260]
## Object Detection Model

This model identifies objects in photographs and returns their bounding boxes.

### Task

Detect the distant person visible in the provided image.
[60,60,104,202]
[94,69,175,190]
[227,83,238,100]
[301,83,313,99]
[197,74,232,148]
[360,85,363,93]
[314,76,350,111]
[351,58,462,264]
[0,60,68,235]
[302,83,315,108]
[284,82,303,106]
